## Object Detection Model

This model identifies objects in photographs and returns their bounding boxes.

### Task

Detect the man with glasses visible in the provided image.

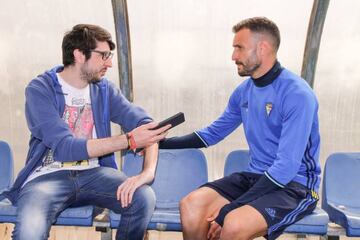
[2,24,170,240]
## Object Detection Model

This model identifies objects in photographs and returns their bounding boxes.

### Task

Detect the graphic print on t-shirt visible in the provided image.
[41,95,95,168]
[62,102,94,139]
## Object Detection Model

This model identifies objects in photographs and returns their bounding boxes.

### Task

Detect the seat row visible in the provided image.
[1,140,359,239]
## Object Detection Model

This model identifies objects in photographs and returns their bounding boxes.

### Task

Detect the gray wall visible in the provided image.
[1,0,360,184]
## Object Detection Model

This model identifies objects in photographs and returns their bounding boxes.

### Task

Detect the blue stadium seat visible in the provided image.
[110,149,208,231]
[0,140,94,226]
[0,140,13,194]
[0,140,16,222]
[0,200,94,226]
[224,150,328,235]
[322,153,360,237]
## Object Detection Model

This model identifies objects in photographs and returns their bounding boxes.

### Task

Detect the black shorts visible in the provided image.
[203,172,318,240]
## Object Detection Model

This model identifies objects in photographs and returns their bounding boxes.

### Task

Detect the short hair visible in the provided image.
[62,24,116,67]
[232,17,280,51]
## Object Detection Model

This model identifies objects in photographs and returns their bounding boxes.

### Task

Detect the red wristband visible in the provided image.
[126,132,137,151]
[125,133,131,149]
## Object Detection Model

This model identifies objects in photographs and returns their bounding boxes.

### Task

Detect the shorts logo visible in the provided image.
[265,207,276,220]
[265,103,273,116]
[311,190,319,200]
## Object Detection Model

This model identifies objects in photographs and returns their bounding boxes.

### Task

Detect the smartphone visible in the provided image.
[153,112,185,130]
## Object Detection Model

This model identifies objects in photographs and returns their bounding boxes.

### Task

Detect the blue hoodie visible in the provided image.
[2,66,152,203]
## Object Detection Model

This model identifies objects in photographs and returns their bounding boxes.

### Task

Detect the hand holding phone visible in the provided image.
[128,112,185,154]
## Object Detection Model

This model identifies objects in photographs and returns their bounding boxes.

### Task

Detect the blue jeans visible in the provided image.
[12,167,156,240]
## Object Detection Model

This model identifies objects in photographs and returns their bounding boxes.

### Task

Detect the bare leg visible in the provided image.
[220,205,268,240]
[180,187,229,240]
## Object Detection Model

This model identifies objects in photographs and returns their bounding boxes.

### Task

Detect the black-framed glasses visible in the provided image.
[91,50,114,61]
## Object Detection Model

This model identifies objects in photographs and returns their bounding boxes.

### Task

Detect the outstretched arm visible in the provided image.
[159,86,244,150]
[159,132,206,149]
[87,121,170,158]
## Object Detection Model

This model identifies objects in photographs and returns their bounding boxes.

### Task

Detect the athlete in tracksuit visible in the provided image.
[160,17,321,240]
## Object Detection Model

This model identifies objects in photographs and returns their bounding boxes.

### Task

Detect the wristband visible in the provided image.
[125,133,131,149]
[126,132,137,151]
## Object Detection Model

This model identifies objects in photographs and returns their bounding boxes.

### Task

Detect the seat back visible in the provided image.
[0,140,14,192]
[322,152,360,208]
[224,150,250,176]
[123,149,208,209]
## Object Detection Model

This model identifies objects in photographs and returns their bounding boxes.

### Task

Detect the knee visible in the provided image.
[221,216,250,240]
[132,185,156,213]
[15,206,49,239]
[221,222,242,240]
[180,191,202,222]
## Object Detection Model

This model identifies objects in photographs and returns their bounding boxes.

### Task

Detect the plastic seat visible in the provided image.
[0,140,94,226]
[0,140,13,194]
[110,149,208,231]
[0,199,94,226]
[224,150,328,235]
[322,152,360,237]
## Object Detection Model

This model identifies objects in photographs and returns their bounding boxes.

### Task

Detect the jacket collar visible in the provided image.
[251,61,283,87]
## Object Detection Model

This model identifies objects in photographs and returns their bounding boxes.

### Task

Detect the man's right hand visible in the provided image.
[130,122,171,149]
[87,122,170,158]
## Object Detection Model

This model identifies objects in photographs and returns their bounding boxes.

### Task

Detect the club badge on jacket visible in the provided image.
[266,103,273,116]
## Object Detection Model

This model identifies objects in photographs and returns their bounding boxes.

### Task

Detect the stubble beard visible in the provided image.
[237,62,261,77]
[236,50,261,77]
[80,64,101,84]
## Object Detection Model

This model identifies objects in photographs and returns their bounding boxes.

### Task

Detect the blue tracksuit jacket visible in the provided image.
[196,66,321,192]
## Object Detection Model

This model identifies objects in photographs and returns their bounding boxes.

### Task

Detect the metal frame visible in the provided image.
[301,0,330,88]
[112,0,133,102]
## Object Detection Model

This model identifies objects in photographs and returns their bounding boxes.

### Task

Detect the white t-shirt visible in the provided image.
[24,74,100,186]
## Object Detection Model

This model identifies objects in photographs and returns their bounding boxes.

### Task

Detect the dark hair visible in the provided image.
[232,17,280,51]
[62,24,116,67]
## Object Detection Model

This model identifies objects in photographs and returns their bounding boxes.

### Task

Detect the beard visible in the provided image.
[80,63,104,83]
[235,51,261,77]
